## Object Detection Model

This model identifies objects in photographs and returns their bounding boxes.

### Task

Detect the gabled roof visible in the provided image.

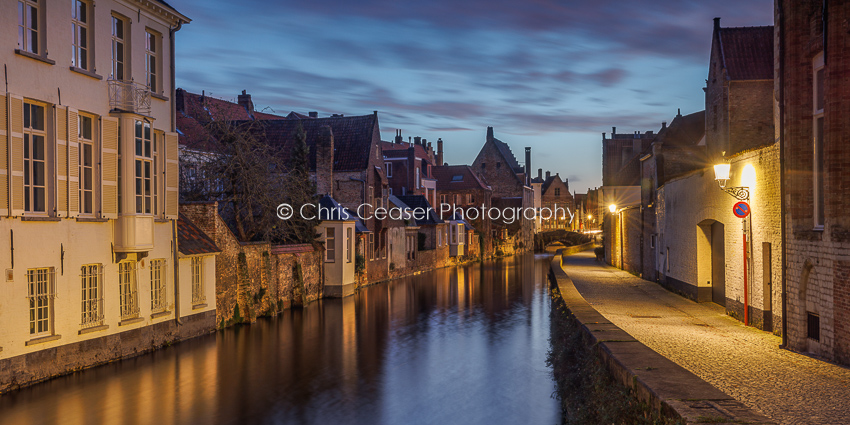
[432,165,491,191]
[176,89,286,149]
[177,215,221,256]
[541,175,560,194]
[381,141,431,161]
[655,110,706,147]
[253,114,380,172]
[717,26,774,81]
[395,195,444,225]
[492,138,524,174]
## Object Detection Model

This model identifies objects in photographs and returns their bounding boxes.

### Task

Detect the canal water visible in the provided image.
[0,253,559,425]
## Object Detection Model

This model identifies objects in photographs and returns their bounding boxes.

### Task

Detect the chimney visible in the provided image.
[546,171,551,180]
[602,132,606,139]
[612,126,616,135]
[237,90,254,112]
[677,108,682,117]
[309,111,318,118]
[524,147,531,186]
[316,126,334,197]
[538,168,542,180]
[486,127,494,142]
[414,136,422,145]
[437,138,444,166]
[408,145,417,192]
[176,88,185,113]
[714,17,721,31]
[395,129,403,144]
[662,121,667,129]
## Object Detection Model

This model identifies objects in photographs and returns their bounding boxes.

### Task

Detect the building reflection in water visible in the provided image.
[0,253,558,425]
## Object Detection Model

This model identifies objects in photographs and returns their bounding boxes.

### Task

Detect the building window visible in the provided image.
[451,224,457,244]
[496,162,501,169]
[71,0,90,70]
[346,228,353,263]
[813,52,825,229]
[79,114,95,214]
[458,224,465,244]
[118,261,139,320]
[150,259,167,313]
[135,120,153,214]
[415,168,420,189]
[481,163,486,169]
[23,102,47,213]
[153,131,161,215]
[80,264,103,328]
[437,228,442,246]
[555,188,561,196]
[807,312,820,341]
[191,257,205,305]
[369,233,375,261]
[145,30,159,92]
[28,267,55,336]
[325,228,335,262]
[386,162,393,178]
[18,0,40,54]
[111,15,127,80]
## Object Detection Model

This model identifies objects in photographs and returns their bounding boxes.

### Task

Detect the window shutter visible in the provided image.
[56,106,68,217]
[9,94,24,217]
[0,94,7,216]
[165,131,179,219]
[101,117,119,219]
[67,108,80,217]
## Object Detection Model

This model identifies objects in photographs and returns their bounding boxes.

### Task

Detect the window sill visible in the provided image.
[118,317,144,326]
[21,216,61,222]
[813,226,825,232]
[192,303,208,310]
[151,92,169,101]
[76,217,109,223]
[15,49,55,65]
[69,66,103,80]
[151,310,171,319]
[78,324,108,335]
[154,218,171,223]
[25,334,61,346]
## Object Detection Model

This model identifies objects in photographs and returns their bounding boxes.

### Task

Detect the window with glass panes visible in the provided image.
[111,15,126,80]
[23,102,46,213]
[145,30,158,91]
[79,114,94,214]
[150,259,166,312]
[118,261,139,319]
[80,264,102,328]
[135,120,153,214]
[72,0,90,69]
[191,257,205,305]
[813,52,825,228]
[18,0,39,54]
[28,267,53,336]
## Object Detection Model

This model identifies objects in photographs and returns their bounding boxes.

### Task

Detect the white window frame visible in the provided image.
[23,101,47,214]
[80,264,103,328]
[191,257,205,305]
[145,29,160,92]
[17,0,40,55]
[111,14,127,80]
[79,114,96,215]
[72,0,91,70]
[386,162,392,178]
[134,120,153,214]
[28,267,55,336]
[458,224,465,244]
[118,261,139,320]
[813,52,825,230]
[150,259,167,313]
[346,227,353,263]
[325,227,335,262]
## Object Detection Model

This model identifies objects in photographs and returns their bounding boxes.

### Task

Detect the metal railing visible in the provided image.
[108,79,151,115]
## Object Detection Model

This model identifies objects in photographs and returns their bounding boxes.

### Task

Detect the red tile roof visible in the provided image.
[381,141,431,161]
[718,26,774,81]
[177,214,221,256]
[432,165,491,191]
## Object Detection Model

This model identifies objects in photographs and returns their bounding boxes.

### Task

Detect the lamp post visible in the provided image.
[713,162,752,326]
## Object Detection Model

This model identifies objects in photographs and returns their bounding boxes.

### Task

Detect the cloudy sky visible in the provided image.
[174,0,773,190]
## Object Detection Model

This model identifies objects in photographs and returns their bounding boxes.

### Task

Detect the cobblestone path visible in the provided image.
[562,250,850,425]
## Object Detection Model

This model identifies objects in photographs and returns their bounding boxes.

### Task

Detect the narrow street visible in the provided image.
[562,250,850,425]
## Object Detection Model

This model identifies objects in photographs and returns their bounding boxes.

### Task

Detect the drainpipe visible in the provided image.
[173,218,182,324]
[778,0,787,348]
[169,20,184,132]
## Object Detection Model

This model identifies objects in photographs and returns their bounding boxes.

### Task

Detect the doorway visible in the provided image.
[697,220,726,305]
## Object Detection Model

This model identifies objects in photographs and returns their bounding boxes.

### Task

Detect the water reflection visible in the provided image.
[0,253,558,425]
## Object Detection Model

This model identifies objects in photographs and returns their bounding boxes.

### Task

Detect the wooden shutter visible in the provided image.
[0,94,7,216]
[9,95,24,216]
[101,117,119,219]
[165,131,179,219]
[67,108,80,217]
[56,106,68,217]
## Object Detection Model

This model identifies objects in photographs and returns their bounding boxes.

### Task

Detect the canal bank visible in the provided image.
[548,249,776,424]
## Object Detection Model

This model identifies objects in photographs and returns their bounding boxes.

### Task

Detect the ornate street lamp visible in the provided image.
[714,162,749,201]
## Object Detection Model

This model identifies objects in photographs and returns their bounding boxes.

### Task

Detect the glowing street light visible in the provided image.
[608,204,617,213]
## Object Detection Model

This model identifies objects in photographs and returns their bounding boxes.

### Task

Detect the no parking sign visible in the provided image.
[733,201,750,218]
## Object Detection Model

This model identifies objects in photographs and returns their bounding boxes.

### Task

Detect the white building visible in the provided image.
[0,0,215,393]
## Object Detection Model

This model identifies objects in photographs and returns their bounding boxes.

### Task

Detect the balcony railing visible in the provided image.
[108,79,151,115]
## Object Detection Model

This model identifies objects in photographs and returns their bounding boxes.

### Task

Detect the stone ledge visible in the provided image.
[78,324,108,335]
[15,49,55,65]
[549,253,777,425]
[25,334,61,346]
[151,310,171,319]
[191,303,208,310]
[69,66,103,80]
[118,317,144,327]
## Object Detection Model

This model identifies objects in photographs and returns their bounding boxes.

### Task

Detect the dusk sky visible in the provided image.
[174,0,773,191]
